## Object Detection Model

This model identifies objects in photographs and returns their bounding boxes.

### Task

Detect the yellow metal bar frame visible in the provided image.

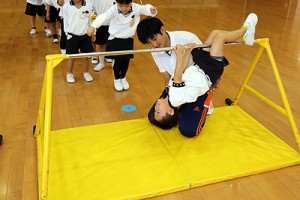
[34,54,68,200]
[34,38,299,200]
[232,38,300,151]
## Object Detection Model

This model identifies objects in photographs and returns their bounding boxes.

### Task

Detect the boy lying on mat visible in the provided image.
[148,13,258,137]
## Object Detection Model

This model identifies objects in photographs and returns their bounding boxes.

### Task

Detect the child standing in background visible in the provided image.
[45,0,61,43]
[87,0,157,91]
[63,0,94,83]
[25,0,51,36]
[91,0,115,71]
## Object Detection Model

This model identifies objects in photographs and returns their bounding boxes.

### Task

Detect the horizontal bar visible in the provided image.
[68,42,242,58]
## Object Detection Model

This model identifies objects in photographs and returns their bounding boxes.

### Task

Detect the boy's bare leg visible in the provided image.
[67,59,75,74]
[208,28,246,57]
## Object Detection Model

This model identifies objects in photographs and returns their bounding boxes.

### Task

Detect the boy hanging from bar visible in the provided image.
[148,13,258,138]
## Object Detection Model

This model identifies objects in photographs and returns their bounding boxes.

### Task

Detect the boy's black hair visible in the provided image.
[137,17,164,44]
[116,0,132,4]
[148,108,179,130]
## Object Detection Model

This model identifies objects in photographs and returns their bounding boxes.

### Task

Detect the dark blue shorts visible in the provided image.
[66,34,94,54]
[94,26,109,45]
[25,3,46,17]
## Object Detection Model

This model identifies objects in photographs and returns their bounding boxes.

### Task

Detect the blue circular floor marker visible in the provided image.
[121,104,137,113]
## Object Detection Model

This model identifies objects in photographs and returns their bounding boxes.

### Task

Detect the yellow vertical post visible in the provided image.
[39,54,66,200]
[233,39,265,105]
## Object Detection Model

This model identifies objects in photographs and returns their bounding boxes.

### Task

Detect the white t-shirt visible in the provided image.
[27,0,43,6]
[91,3,157,39]
[168,65,211,107]
[92,0,115,26]
[44,0,60,9]
[63,0,93,36]
[151,31,202,76]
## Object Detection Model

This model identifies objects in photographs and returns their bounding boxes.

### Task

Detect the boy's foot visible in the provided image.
[83,72,93,82]
[94,63,105,72]
[61,49,66,54]
[121,77,129,90]
[30,28,36,35]
[66,73,75,83]
[114,79,123,91]
[45,29,52,37]
[91,57,98,64]
[243,13,258,46]
[53,38,59,44]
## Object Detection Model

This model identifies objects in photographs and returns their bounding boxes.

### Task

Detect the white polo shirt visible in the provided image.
[92,0,115,26]
[91,3,157,39]
[27,0,43,5]
[168,65,211,107]
[151,31,202,76]
[63,0,93,36]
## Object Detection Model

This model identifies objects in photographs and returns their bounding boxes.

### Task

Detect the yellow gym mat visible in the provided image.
[46,105,300,200]
[35,39,300,200]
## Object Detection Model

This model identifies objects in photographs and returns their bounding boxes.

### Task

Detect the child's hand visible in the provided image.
[91,35,96,42]
[186,43,197,49]
[87,27,95,36]
[150,7,157,15]
[174,44,185,57]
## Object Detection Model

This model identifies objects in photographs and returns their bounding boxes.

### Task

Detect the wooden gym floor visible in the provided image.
[0,0,299,199]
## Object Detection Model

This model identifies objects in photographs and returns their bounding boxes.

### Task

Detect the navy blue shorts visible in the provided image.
[44,6,60,23]
[94,26,109,45]
[192,48,229,84]
[25,3,46,17]
[66,34,94,54]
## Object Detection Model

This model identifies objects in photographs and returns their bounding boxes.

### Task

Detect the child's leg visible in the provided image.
[113,57,124,91]
[66,59,75,83]
[82,58,89,73]
[82,57,93,82]
[30,15,36,28]
[206,13,258,57]
[208,28,246,57]
[51,21,58,43]
[98,44,106,65]
[120,57,130,90]
[67,59,75,74]
[120,57,130,79]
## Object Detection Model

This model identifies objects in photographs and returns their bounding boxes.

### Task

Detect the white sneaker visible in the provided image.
[45,29,52,37]
[207,101,214,115]
[30,28,36,35]
[114,79,123,91]
[105,58,113,63]
[243,13,258,46]
[66,73,75,83]
[61,49,66,54]
[83,72,93,82]
[94,63,105,72]
[121,77,129,90]
[53,38,59,44]
[91,57,98,64]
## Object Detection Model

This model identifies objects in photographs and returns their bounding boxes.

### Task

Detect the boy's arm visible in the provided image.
[45,4,51,20]
[87,9,112,36]
[173,45,186,84]
[139,4,157,16]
